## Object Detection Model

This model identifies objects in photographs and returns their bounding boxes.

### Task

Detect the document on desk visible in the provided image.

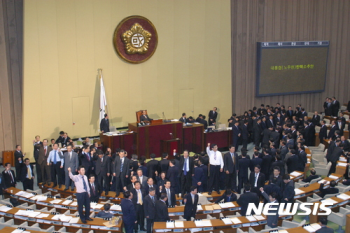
[62,200,73,205]
[194,220,203,227]
[36,213,49,218]
[60,215,73,222]
[310,223,322,231]
[28,212,41,217]
[328,175,339,180]
[212,204,221,210]
[221,218,232,225]
[321,198,338,205]
[50,199,62,204]
[110,204,122,211]
[337,193,350,200]
[337,163,347,167]
[51,214,63,220]
[166,221,174,228]
[294,188,305,195]
[303,224,316,232]
[230,217,242,224]
[174,221,184,228]
[201,220,212,226]
[253,215,265,221]
[0,206,12,212]
[69,217,80,223]
[70,202,78,206]
[204,205,213,210]
[290,171,302,177]
[196,205,203,211]
[246,215,256,222]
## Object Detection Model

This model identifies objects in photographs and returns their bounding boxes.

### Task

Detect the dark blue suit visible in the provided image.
[232,125,241,150]
[121,199,136,233]
[166,165,179,193]
[238,157,250,193]
[199,164,208,192]
[192,166,205,192]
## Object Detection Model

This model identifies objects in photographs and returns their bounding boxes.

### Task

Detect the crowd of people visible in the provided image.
[2,100,349,232]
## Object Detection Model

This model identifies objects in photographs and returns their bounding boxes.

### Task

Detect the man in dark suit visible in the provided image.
[146,153,160,182]
[250,151,263,172]
[328,140,344,175]
[261,149,272,181]
[100,114,110,133]
[319,180,339,198]
[95,150,111,195]
[197,114,208,129]
[21,158,34,191]
[179,113,188,123]
[241,121,249,150]
[249,165,265,195]
[328,121,337,139]
[121,191,137,233]
[166,160,179,194]
[302,168,320,183]
[223,145,238,191]
[179,151,194,195]
[297,145,307,172]
[254,118,263,147]
[155,193,170,222]
[341,136,350,151]
[63,145,79,191]
[286,106,294,120]
[80,145,93,178]
[143,187,158,233]
[282,174,295,204]
[14,145,24,182]
[38,139,52,185]
[286,150,299,173]
[113,150,130,197]
[319,121,328,143]
[183,186,198,221]
[311,111,321,126]
[237,151,250,193]
[331,97,340,117]
[88,174,100,202]
[161,180,176,207]
[269,167,283,189]
[232,121,241,150]
[136,169,148,188]
[143,177,160,198]
[96,204,113,218]
[192,161,205,192]
[131,181,146,232]
[208,107,218,126]
[2,163,16,189]
[159,153,169,173]
[140,110,153,122]
[237,184,260,215]
[316,217,334,233]
[337,117,345,136]
[198,159,208,192]
[215,189,237,203]
[260,189,279,228]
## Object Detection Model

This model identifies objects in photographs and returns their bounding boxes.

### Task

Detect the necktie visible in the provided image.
[92,183,95,195]
[27,166,32,179]
[226,196,230,202]
[101,157,103,163]
[214,151,217,160]
[86,153,90,161]
[167,189,171,206]
[44,148,47,155]
[70,152,72,160]
[151,196,155,204]
[9,171,14,183]
[231,153,234,164]
[54,150,57,164]
[192,195,194,204]
[138,190,143,205]
[82,176,87,192]
[121,159,124,172]
[183,159,187,175]
[254,174,258,187]
[140,177,142,184]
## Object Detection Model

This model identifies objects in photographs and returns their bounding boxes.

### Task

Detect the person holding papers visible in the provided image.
[68,166,92,224]
[319,180,339,198]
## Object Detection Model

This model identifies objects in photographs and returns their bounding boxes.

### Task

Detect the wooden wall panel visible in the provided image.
[0,0,23,154]
[231,0,350,115]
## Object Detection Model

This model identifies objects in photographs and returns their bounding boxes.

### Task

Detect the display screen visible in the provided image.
[256,42,329,96]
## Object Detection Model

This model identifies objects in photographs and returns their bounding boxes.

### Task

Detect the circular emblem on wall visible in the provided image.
[113,16,158,64]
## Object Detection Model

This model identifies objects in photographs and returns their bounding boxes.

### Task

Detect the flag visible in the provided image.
[99,71,107,123]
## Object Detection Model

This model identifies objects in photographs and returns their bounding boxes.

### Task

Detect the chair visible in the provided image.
[218,124,226,130]
[338,184,350,193]
[324,193,339,199]
[208,125,215,130]
[308,143,325,151]
[328,207,350,233]
[136,110,147,123]
[310,177,322,184]
[237,229,248,233]
[314,162,332,176]
[340,106,347,111]
[248,227,258,233]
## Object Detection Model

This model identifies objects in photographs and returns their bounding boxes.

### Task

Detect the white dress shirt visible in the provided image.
[206,147,224,168]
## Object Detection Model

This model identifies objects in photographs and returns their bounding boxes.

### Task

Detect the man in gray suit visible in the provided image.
[63,145,79,191]
[260,187,279,228]
[136,168,148,188]
[38,139,52,185]
[113,150,130,197]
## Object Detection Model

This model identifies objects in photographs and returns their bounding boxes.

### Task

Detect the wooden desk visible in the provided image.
[204,130,232,149]
[1,227,44,233]
[346,214,350,233]
[182,124,204,153]
[100,132,136,156]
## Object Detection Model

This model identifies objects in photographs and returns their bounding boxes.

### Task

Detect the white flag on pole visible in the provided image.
[99,71,107,123]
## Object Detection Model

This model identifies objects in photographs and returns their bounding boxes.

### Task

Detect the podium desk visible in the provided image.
[129,121,183,158]
[204,130,232,149]
[100,132,137,155]
[182,124,204,153]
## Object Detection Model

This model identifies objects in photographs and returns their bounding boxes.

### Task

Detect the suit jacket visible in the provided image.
[311,115,321,126]
[63,151,79,172]
[286,154,299,173]
[95,155,111,176]
[330,146,344,163]
[113,157,130,177]
[179,156,194,175]
[223,152,238,174]
[249,172,266,189]
[140,114,152,122]
[241,124,249,140]
[80,152,93,171]
[286,110,294,120]
[88,181,100,202]
[146,159,160,181]
[342,140,350,151]
[100,118,109,132]
[2,170,16,188]
[38,146,52,165]
[143,194,157,219]
[137,175,148,188]
[297,150,307,172]
[208,110,218,123]
[316,226,335,233]
[199,164,208,183]
[160,159,169,173]
[143,184,160,197]
[192,166,205,187]
[280,146,288,161]
[261,155,272,179]
[271,160,285,175]
[0,173,5,194]
[166,166,179,188]
[183,193,198,219]
[20,164,34,182]
[96,211,113,219]
[14,151,24,167]
[232,125,241,143]
[328,125,337,139]
[121,199,136,225]
[319,183,339,198]
[179,117,187,123]
[302,175,320,183]
[238,157,250,178]
[262,192,279,227]
[319,125,328,141]
[282,181,295,202]
[250,157,263,172]
[215,193,237,203]
[155,200,170,222]
[131,188,146,206]
[237,192,260,215]
[160,188,176,207]
[269,175,283,189]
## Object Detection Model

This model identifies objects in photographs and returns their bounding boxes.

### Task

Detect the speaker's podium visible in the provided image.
[128,119,183,159]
